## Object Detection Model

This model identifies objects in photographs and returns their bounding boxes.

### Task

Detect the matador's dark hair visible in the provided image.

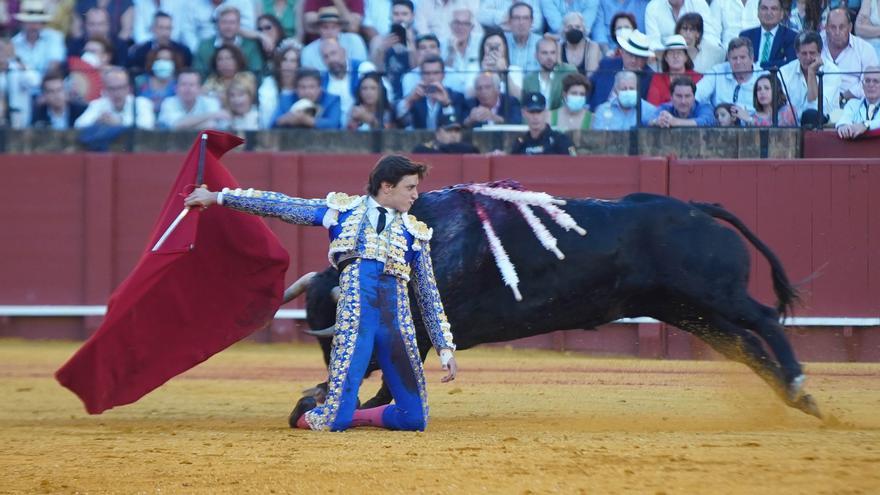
[368,155,428,196]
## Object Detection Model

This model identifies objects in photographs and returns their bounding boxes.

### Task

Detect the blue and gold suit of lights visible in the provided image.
[219,188,455,431]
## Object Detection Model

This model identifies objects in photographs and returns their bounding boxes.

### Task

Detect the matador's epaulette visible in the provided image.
[325,192,364,212]
[403,213,433,241]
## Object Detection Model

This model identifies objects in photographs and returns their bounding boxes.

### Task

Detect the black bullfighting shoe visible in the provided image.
[288,396,317,429]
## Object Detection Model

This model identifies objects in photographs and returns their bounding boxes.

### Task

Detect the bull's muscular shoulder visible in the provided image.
[325,192,364,212]
[403,213,433,241]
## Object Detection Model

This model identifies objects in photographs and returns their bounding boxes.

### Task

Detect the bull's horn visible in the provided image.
[305,325,336,337]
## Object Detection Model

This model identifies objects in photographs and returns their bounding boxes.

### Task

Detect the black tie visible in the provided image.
[376,207,387,234]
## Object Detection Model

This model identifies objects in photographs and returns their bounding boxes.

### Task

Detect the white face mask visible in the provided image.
[617,89,638,108]
[152,59,175,79]
[81,51,102,68]
[565,94,586,112]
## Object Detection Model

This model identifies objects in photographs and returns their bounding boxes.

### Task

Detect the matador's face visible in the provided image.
[382,174,420,213]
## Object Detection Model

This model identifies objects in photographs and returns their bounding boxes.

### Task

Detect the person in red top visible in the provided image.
[647,34,702,106]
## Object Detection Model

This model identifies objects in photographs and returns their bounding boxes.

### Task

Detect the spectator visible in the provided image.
[397,54,466,129]
[67,7,129,66]
[645,0,720,51]
[789,0,827,32]
[157,69,224,129]
[258,41,300,128]
[696,37,762,112]
[512,92,578,155]
[194,4,263,78]
[474,28,524,99]
[178,0,258,52]
[676,13,725,73]
[856,0,880,57]
[74,67,155,129]
[711,0,759,49]
[127,11,193,74]
[739,0,797,71]
[363,0,404,40]
[11,0,66,75]
[589,29,655,109]
[505,2,542,72]
[32,71,87,128]
[303,0,364,38]
[443,8,481,92]
[400,34,441,98]
[822,8,879,105]
[135,46,182,114]
[593,1,649,54]
[647,34,701,105]
[778,30,841,125]
[414,0,480,44]
[523,38,577,110]
[73,0,134,42]
[131,0,187,46]
[412,112,481,152]
[202,43,257,106]
[373,0,416,100]
[605,12,638,56]
[479,0,544,33]
[591,69,658,128]
[272,67,342,128]
[746,72,797,125]
[550,72,592,130]
[225,72,260,130]
[649,75,715,125]
[560,12,602,76]
[0,38,41,128]
[836,65,880,138]
[258,0,299,39]
[300,6,368,71]
[541,0,600,35]
[713,102,741,125]
[347,71,395,129]
[320,38,360,118]
[463,72,522,127]
[255,13,287,67]
[67,36,113,102]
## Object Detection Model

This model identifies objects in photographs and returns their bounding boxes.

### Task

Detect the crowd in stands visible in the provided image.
[0,0,878,145]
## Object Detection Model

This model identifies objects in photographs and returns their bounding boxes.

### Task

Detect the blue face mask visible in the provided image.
[617,89,637,108]
[565,94,586,112]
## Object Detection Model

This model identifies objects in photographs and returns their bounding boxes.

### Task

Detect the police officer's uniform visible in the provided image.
[511,93,577,156]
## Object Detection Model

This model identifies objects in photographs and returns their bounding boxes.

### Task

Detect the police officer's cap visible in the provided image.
[438,112,462,130]
[523,92,547,112]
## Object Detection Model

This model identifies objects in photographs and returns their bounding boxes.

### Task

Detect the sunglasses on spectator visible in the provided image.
[258,24,274,31]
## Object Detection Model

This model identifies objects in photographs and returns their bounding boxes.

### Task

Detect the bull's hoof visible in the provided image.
[288,396,317,429]
[794,393,822,419]
[786,374,807,402]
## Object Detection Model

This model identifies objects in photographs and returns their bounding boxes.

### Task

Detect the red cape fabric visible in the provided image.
[56,130,290,414]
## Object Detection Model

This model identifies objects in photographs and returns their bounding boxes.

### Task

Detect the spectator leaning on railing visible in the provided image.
[836,66,880,138]
[591,69,658,129]
[650,76,715,126]
[74,67,155,129]
[157,69,224,130]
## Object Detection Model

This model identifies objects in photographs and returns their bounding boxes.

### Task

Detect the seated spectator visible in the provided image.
[72,0,134,43]
[560,12,602,76]
[202,44,258,107]
[696,37,762,112]
[135,46,182,114]
[74,67,155,129]
[589,29,655,110]
[789,0,827,33]
[778,30,841,126]
[740,0,797,70]
[301,7,368,71]
[321,39,361,118]
[523,38,577,110]
[66,7,130,66]
[505,2,541,72]
[593,3,648,55]
[303,0,364,38]
[711,0,759,49]
[400,34,442,101]
[676,13,725,73]
[414,0,480,43]
[836,66,880,138]
[412,112,481,153]
[856,0,880,57]
[32,72,87,129]
[713,102,741,126]
[550,72,592,130]
[127,11,193,74]
[479,0,544,32]
[603,12,638,57]
[745,73,797,126]
[649,76,715,126]
[646,0,720,51]
[443,8,481,93]
[542,0,601,36]
[272,67,342,128]
[258,41,301,128]
[592,69,657,129]
[822,8,879,107]
[67,36,113,102]
[512,92,578,155]
[396,55,466,129]
[194,4,264,78]
[0,38,41,128]
[473,28,524,99]
[131,1,185,46]
[12,0,66,75]
[225,73,260,130]
[255,14,288,70]
[347,72,396,129]
[648,34,702,105]
[157,69,225,129]
[255,4,296,41]
[371,0,416,99]
[463,72,522,127]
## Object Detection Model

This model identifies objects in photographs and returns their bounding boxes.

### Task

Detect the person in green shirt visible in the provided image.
[550,72,592,130]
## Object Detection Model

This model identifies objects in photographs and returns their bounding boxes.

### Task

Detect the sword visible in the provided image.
[151,133,208,252]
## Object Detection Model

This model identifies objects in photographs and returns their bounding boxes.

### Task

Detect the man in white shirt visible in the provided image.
[443,9,482,92]
[478,0,544,33]
[10,0,66,75]
[157,70,225,129]
[321,39,358,119]
[414,0,481,43]
[822,8,879,106]
[836,66,880,138]
[505,2,542,72]
[696,37,763,112]
[778,31,841,126]
[75,68,155,129]
[645,0,721,51]
[711,0,759,48]
[301,7,369,71]
[178,0,257,52]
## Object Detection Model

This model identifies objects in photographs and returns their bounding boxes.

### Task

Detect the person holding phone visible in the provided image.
[396,55,466,128]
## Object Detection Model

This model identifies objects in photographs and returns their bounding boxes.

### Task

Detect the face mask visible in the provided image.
[615,27,633,44]
[565,29,584,44]
[618,89,637,108]
[81,51,101,68]
[152,59,175,79]
[565,94,586,112]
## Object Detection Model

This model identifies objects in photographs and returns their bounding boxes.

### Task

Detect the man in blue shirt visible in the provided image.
[650,76,715,126]
[272,68,343,129]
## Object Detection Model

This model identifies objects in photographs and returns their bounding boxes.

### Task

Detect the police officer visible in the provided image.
[511,93,577,156]
[412,113,481,153]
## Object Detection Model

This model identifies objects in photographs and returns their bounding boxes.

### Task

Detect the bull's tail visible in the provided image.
[690,201,799,318]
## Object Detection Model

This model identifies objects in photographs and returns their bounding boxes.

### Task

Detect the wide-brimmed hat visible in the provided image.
[311,6,345,27]
[290,98,317,115]
[15,0,52,23]
[619,30,652,58]
[655,34,689,58]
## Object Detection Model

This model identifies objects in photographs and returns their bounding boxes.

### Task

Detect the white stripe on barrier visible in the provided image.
[0,306,876,327]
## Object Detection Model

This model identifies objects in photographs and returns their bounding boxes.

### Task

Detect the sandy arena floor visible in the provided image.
[1,339,879,494]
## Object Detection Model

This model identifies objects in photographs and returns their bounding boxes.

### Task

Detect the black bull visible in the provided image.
[302,185,821,418]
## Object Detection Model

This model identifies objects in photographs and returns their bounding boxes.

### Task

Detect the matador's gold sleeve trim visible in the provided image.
[403,213,433,241]
[326,192,364,212]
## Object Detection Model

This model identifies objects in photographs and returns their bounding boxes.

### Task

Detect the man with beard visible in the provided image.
[321,39,362,119]
[522,38,577,110]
